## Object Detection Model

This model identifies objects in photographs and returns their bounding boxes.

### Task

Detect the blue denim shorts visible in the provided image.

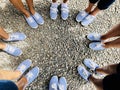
[0,80,18,90]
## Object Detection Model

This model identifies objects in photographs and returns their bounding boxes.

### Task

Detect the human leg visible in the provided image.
[79,60,120,90]
[0,70,21,80]
[16,77,27,90]
[88,23,120,50]
[9,0,38,28]
[89,76,103,90]
[90,0,115,16]
[84,59,119,74]
[85,0,99,13]
[16,66,39,90]
[83,59,118,75]
[76,1,96,22]
[0,69,39,90]
[87,23,120,41]
[89,39,120,50]
[9,0,30,17]
[89,37,120,50]
[101,23,120,40]
[0,43,21,56]
[85,3,95,13]
[81,0,115,26]
[96,63,119,75]
[76,0,99,23]
[0,43,22,56]
[0,59,32,80]
[77,66,103,90]
[52,0,57,3]
[0,42,6,50]
[25,0,35,15]
[91,74,120,90]
[78,65,120,90]
[0,27,9,40]
[63,0,68,3]
[103,38,120,48]
[89,7,101,16]
[26,0,44,24]
[0,27,26,41]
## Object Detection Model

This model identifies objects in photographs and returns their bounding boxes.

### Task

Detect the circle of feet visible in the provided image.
[0,0,120,90]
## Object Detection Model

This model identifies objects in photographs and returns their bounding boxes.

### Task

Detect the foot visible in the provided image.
[83,59,99,71]
[81,14,96,26]
[58,77,67,90]
[3,44,22,56]
[16,59,32,76]
[89,42,105,50]
[87,33,101,41]
[50,3,58,20]
[61,3,69,20]
[76,10,88,22]
[3,32,26,42]
[24,66,39,86]
[24,15,38,29]
[49,76,58,90]
[32,12,44,25]
[77,65,91,81]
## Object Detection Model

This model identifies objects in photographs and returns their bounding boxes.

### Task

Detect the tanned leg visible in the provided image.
[26,0,35,15]
[101,23,120,40]
[16,77,27,90]
[89,75,103,90]
[52,0,57,3]
[90,7,101,16]
[63,0,68,3]
[0,70,21,80]
[96,63,118,75]
[104,38,120,48]
[85,3,95,13]
[0,27,9,40]
[0,43,6,50]
[9,0,30,17]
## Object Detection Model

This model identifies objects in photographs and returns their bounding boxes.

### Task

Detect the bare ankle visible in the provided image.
[90,11,98,16]
[103,43,111,48]
[2,33,9,40]
[0,43,6,50]
[24,12,31,18]
[90,7,101,16]
[85,8,91,13]
[15,71,21,76]
[17,77,28,90]
[101,35,108,41]
[30,9,36,15]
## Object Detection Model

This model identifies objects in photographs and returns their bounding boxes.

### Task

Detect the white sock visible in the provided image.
[61,3,68,7]
[51,2,58,7]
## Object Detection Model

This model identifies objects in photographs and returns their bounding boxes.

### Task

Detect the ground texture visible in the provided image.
[0,0,120,90]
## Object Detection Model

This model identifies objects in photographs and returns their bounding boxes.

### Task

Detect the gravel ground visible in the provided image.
[0,0,120,90]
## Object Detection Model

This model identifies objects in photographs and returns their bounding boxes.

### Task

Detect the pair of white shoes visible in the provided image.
[76,10,96,26]
[49,76,67,90]
[2,32,26,56]
[50,3,69,20]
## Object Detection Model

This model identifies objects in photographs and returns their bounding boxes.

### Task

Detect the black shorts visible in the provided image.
[103,63,120,90]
